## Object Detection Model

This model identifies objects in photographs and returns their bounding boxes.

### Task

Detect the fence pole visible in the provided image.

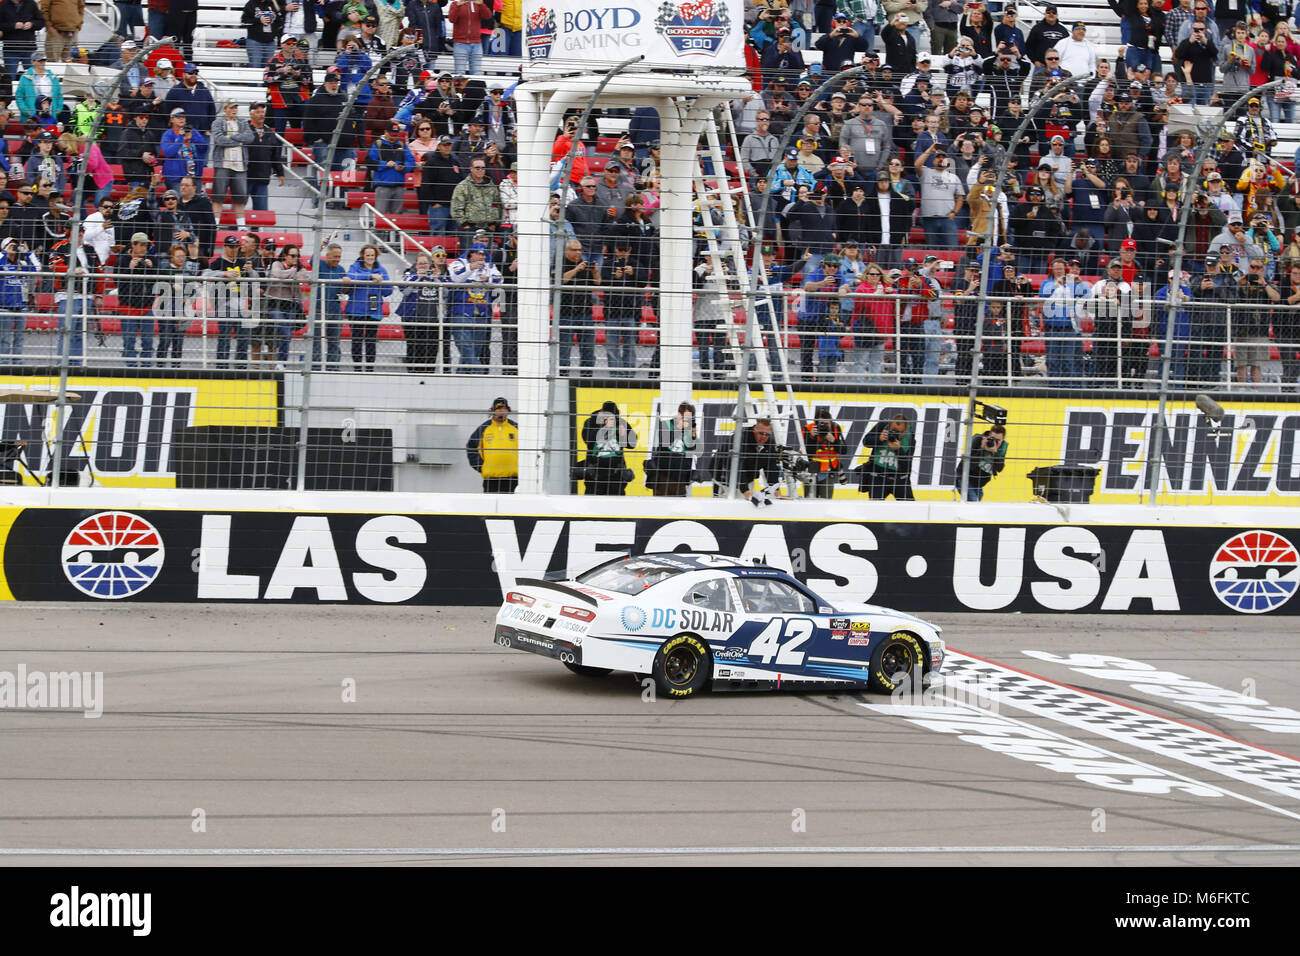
[52,37,172,490]
[298,47,406,492]
[960,72,1093,503]
[1147,79,1285,504]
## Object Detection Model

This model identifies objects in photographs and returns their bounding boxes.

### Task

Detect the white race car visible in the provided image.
[493,552,945,698]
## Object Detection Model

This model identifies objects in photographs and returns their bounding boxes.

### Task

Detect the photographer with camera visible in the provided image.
[800,406,848,499]
[712,417,781,502]
[859,413,915,500]
[579,400,637,496]
[646,402,697,497]
[964,424,1008,501]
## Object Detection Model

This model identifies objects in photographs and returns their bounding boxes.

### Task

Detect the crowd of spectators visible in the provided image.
[0,1,1297,385]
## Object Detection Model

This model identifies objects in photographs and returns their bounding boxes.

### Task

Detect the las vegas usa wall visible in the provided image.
[0,492,1297,616]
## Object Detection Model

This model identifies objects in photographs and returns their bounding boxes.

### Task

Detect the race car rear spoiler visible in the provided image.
[514,578,599,607]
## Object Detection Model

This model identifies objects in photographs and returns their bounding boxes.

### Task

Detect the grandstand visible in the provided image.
[1,0,1288,378]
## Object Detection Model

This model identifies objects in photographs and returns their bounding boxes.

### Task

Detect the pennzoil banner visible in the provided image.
[0,374,280,487]
[573,385,1300,505]
[0,506,1296,614]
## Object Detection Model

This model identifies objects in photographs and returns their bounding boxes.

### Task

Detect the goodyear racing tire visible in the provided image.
[563,661,613,677]
[651,633,711,699]
[869,632,923,693]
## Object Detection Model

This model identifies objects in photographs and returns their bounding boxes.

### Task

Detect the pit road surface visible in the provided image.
[1,604,1297,866]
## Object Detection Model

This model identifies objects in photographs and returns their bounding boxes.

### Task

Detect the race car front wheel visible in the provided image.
[564,661,613,677]
[869,632,923,693]
[652,634,711,699]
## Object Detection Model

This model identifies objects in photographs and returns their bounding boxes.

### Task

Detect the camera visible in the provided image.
[776,444,813,482]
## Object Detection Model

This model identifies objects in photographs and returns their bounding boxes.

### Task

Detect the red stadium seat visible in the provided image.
[638,328,658,346]
[387,214,429,232]
[331,171,366,190]
[346,191,377,208]
[246,210,276,226]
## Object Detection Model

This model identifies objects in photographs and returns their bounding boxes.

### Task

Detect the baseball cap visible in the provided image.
[471,242,489,254]
[169,107,185,116]
[1248,97,1262,105]
[784,147,799,159]
[917,54,931,63]
[156,58,172,69]
[1228,210,1244,222]
[1107,258,1123,269]
[139,76,155,86]
[130,232,149,244]
[31,51,45,61]
[830,90,847,100]
[796,79,813,88]
[492,397,510,410]
[875,168,891,181]
[822,253,840,265]
[829,156,850,166]
[120,39,136,50]
[1026,185,1044,197]
[833,11,849,20]
[1045,3,1058,10]
[605,160,621,171]
[162,189,179,200]
[903,257,920,268]
[324,65,342,76]
[1072,19,1086,28]
[280,34,296,43]
[1207,171,1223,181]
[183,63,198,73]
[1129,80,1143,89]
[363,15,378,23]
[436,134,453,145]
[812,182,829,195]
[1121,238,1137,250]
[1116,92,1133,103]
[388,121,404,134]
[224,236,240,246]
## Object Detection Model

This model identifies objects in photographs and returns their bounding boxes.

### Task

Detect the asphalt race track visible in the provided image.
[0,604,1297,866]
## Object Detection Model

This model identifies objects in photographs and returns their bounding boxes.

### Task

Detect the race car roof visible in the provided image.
[594,552,790,577]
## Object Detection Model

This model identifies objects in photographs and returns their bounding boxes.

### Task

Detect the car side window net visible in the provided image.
[686,577,734,612]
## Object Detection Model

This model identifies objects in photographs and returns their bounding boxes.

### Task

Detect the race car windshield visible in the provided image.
[576,559,685,595]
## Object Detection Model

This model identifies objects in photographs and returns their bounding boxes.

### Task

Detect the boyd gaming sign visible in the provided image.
[522,0,744,69]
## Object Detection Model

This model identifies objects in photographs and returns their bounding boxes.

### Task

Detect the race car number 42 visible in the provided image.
[748,618,813,666]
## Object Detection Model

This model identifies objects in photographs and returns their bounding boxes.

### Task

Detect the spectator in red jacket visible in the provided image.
[447,0,492,77]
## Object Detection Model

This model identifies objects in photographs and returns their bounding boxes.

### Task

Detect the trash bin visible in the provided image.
[1028,465,1099,503]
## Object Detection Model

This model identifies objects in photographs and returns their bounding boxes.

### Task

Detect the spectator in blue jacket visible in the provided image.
[368,122,417,215]
[445,242,502,372]
[159,108,209,192]
[342,243,391,371]
[312,241,347,370]
[1039,257,1091,386]
[0,239,36,364]
[15,53,62,123]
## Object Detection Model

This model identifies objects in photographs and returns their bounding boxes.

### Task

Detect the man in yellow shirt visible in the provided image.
[466,396,518,492]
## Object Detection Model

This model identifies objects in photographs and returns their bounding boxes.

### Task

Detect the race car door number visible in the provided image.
[747,618,814,666]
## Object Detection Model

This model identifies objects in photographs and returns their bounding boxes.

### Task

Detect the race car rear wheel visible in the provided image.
[869,632,923,693]
[652,634,711,699]
[563,661,613,677]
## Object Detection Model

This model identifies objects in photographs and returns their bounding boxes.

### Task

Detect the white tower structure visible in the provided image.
[511,0,752,493]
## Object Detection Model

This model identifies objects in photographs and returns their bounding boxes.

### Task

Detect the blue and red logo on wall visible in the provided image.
[654,0,731,57]
[61,511,166,600]
[1209,530,1299,614]
[526,6,556,59]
